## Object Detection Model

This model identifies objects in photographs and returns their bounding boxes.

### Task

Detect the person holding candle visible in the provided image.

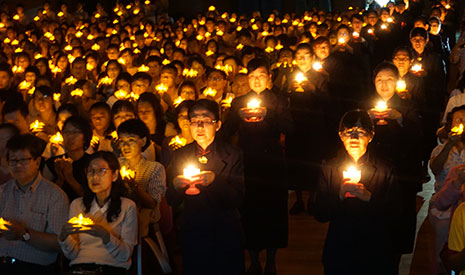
[286,43,329,215]
[167,99,245,274]
[117,118,166,236]
[0,134,69,274]
[43,116,93,201]
[221,58,293,274]
[430,105,465,274]
[315,109,401,275]
[58,151,137,274]
[368,61,423,265]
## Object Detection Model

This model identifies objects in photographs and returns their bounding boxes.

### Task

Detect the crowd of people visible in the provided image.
[0,0,464,274]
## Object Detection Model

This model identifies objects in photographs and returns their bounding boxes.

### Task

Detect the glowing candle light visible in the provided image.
[313,61,323,72]
[50,132,63,145]
[238,68,248,74]
[183,165,201,195]
[18,80,31,90]
[75,31,83,38]
[162,59,171,65]
[367,28,374,35]
[381,24,388,30]
[236,43,244,50]
[203,87,217,97]
[120,166,135,180]
[117,57,126,65]
[90,135,99,147]
[182,68,199,78]
[94,13,101,19]
[338,37,347,44]
[265,47,275,53]
[343,166,361,183]
[374,100,388,112]
[33,16,39,22]
[173,96,184,107]
[68,213,94,230]
[352,31,360,38]
[155,84,168,94]
[295,72,308,83]
[138,65,149,72]
[91,44,100,51]
[275,44,283,50]
[30,120,45,132]
[387,17,394,23]
[216,30,224,36]
[0,217,11,230]
[13,14,19,20]
[396,80,407,92]
[221,94,234,108]
[451,124,464,135]
[169,135,187,148]
[53,93,61,102]
[97,76,113,87]
[12,65,24,74]
[411,63,423,73]
[110,131,118,139]
[65,76,77,85]
[145,0,150,4]
[57,11,64,17]
[205,50,214,56]
[247,98,261,109]
[70,88,84,97]
[208,5,216,11]
[129,92,139,101]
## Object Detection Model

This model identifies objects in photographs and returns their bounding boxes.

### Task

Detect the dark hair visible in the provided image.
[57,103,79,118]
[312,36,330,47]
[132,72,152,85]
[188,99,220,121]
[136,92,165,137]
[247,57,270,75]
[0,62,13,78]
[2,97,28,118]
[174,100,195,130]
[206,68,226,80]
[294,43,313,56]
[160,64,178,76]
[373,61,399,79]
[392,46,413,60]
[63,116,93,150]
[33,85,54,98]
[339,109,374,134]
[83,151,124,223]
[410,27,429,40]
[115,72,132,85]
[117,118,151,150]
[0,123,19,136]
[178,81,199,99]
[25,66,40,76]
[89,102,114,135]
[112,100,136,115]
[6,134,46,160]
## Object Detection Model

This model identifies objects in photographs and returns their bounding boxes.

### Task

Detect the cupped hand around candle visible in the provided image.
[386,109,403,120]
[173,176,191,191]
[368,109,390,119]
[192,171,215,187]
[340,178,371,201]
[2,220,26,241]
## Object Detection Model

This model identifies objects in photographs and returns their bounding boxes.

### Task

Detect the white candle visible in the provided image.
[343,166,361,183]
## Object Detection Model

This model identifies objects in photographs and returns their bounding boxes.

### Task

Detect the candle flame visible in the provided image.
[114,90,129,100]
[30,120,45,132]
[182,68,199,78]
[19,80,31,90]
[295,72,307,83]
[173,96,184,107]
[120,166,135,180]
[169,135,187,148]
[90,135,100,147]
[71,88,84,97]
[138,65,149,72]
[110,131,118,139]
[343,166,361,183]
[396,80,407,92]
[68,213,94,228]
[50,132,63,144]
[53,93,61,102]
[313,62,323,71]
[411,63,422,72]
[97,76,112,87]
[247,98,261,109]
[155,84,168,94]
[374,100,388,112]
[183,165,200,181]
[0,217,11,230]
[203,87,217,97]
[451,124,464,135]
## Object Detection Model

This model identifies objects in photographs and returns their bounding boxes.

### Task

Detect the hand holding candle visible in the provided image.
[68,213,94,230]
[239,98,267,123]
[295,72,308,92]
[0,217,11,231]
[341,166,370,201]
[182,165,201,195]
[371,101,390,125]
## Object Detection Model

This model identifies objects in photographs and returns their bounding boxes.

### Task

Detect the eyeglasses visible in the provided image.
[8,157,34,166]
[189,118,217,126]
[118,138,139,147]
[87,167,109,177]
[341,129,370,137]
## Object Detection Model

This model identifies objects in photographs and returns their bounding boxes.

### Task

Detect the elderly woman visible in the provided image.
[59,151,137,274]
[315,110,400,275]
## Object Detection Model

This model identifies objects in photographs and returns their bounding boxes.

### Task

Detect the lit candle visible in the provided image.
[97,76,113,87]
[238,68,248,74]
[396,80,407,92]
[50,132,63,145]
[117,57,126,65]
[411,63,423,73]
[208,5,216,11]
[65,76,77,85]
[138,65,149,72]
[236,43,244,50]
[343,166,361,183]
[120,166,136,181]
[162,59,171,65]
[265,47,275,53]
[338,37,347,44]
[183,165,201,195]
[30,120,45,132]
[0,217,11,230]
[53,93,61,102]
[221,94,235,108]
[182,68,199,78]
[110,131,118,140]
[203,87,217,97]
[18,80,31,90]
[70,88,84,97]
[295,72,307,83]
[374,100,388,112]
[169,135,187,149]
[352,31,360,39]
[247,98,261,109]
[381,24,388,30]
[68,213,94,230]
[114,90,129,100]
[90,136,100,147]
[313,62,323,72]
[91,44,100,51]
[205,50,214,56]
[451,124,464,135]
[367,28,374,35]
[155,84,168,94]
[173,96,184,107]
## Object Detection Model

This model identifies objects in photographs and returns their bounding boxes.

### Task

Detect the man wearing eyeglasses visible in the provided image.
[0,134,69,274]
[314,110,401,275]
[166,99,245,274]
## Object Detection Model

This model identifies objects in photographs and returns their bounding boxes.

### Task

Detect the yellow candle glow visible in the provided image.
[97,76,113,87]
[68,214,94,229]
[110,131,118,140]
[30,120,45,132]
[169,135,187,148]
[367,28,374,35]
[155,84,168,94]
[71,88,84,97]
[0,217,11,230]
[13,14,20,20]
[65,76,77,85]
[247,98,261,109]
[173,96,184,107]
[183,165,200,181]
[129,92,140,101]
[352,32,360,38]
[114,90,129,100]
[295,72,308,83]
[19,80,31,90]
[203,87,217,97]
[374,101,388,112]
[381,24,388,30]
[313,62,323,72]
[12,65,24,74]
[205,50,214,56]
[138,65,149,72]
[338,37,346,44]
[343,166,361,183]
[411,63,423,73]
[53,93,61,102]
[50,132,63,145]
[236,44,244,50]
[396,80,407,92]
[451,124,464,135]
[208,5,216,11]
[91,44,100,51]
[120,166,135,180]
[182,68,199,78]
[221,95,235,108]
[162,59,171,65]
[90,136,100,147]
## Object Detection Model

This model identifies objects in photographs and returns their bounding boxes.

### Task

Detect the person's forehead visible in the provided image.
[9,149,32,157]
[296,48,311,55]
[191,109,214,117]
[249,66,268,75]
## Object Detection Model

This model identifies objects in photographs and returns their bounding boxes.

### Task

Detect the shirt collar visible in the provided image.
[14,173,41,193]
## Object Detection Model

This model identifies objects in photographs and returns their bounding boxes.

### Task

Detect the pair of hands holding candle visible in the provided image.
[339,179,372,202]
[173,171,216,193]
[59,215,110,244]
[0,218,28,241]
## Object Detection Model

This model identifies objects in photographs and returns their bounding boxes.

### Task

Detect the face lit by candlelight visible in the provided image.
[248,66,271,94]
[313,41,330,61]
[118,133,145,160]
[189,109,221,148]
[410,36,427,54]
[339,127,373,161]
[374,69,397,101]
[86,158,118,195]
[295,48,313,72]
[392,51,412,76]
[451,110,465,130]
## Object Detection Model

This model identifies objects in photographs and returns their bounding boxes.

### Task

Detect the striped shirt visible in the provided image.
[118,157,166,203]
[0,174,69,265]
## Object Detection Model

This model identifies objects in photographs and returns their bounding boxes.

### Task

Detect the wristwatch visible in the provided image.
[22,229,30,241]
